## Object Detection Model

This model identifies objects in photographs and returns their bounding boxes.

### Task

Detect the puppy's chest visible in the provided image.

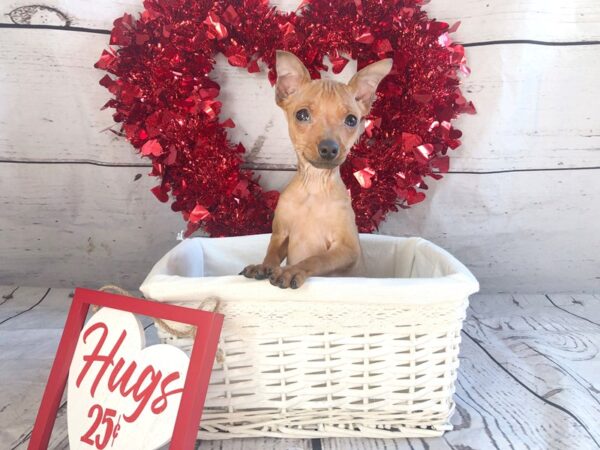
[277,193,353,264]
[280,193,348,229]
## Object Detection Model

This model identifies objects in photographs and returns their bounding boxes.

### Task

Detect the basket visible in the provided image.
[140,233,479,439]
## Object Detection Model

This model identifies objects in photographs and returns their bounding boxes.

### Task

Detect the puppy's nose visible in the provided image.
[317,139,339,161]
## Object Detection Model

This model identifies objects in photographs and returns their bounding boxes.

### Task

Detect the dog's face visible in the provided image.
[275,51,393,169]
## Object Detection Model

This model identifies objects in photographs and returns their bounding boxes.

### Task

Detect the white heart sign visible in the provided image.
[68,308,190,450]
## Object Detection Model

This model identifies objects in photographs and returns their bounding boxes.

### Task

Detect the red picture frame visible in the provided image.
[28,287,224,450]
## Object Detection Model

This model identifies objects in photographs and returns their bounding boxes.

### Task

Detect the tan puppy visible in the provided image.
[241,50,393,289]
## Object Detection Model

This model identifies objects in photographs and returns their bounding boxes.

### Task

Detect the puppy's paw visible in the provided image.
[269,266,308,289]
[240,264,275,280]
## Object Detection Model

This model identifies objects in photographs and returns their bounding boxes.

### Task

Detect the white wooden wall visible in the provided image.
[0,1,599,292]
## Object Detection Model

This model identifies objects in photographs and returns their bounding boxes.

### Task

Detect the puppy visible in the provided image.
[242,50,393,289]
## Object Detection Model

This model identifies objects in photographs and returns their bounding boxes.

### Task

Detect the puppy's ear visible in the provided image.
[348,58,393,114]
[275,50,311,105]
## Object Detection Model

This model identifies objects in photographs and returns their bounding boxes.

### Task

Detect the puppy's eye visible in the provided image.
[344,114,358,127]
[295,108,310,122]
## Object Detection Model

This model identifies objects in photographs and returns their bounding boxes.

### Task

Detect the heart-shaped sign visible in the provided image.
[68,308,189,450]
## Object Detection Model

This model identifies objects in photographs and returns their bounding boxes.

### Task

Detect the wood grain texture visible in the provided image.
[1,163,599,292]
[2,0,600,42]
[196,439,313,450]
[0,286,311,450]
[378,169,600,293]
[0,163,185,289]
[0,163,291,289]
[0,1,599,292]
[320,294,600,450]
[1,30,599,171]
[3,289,599,449]
[545,293,600,326]
[465,294,600,445]
[0,286,50,324]
[0,288,64,450]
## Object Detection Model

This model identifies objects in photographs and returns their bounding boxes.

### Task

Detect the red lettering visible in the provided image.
[107,357,138,398]
[76,321,184,421]
[151,372,184,414]
[123,366,162,422]
[76,323,127,398]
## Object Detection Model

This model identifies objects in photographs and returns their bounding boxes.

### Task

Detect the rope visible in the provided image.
[97,285,224,363]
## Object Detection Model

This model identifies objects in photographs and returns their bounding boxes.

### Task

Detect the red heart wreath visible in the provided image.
[95,0,475,237]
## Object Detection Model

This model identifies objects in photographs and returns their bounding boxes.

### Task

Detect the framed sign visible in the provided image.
[28,288,224,450]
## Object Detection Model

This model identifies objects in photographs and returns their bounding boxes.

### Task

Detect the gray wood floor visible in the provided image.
[1,286,598,450]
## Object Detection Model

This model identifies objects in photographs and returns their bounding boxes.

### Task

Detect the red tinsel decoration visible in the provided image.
[95,0,475,237]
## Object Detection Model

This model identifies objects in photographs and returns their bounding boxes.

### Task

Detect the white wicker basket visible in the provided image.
[140,234,479,439]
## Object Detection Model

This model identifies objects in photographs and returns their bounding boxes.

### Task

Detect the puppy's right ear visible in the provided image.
[348,58,393,115]
[275,50,311,105]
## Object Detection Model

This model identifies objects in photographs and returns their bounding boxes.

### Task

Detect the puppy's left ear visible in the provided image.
[348,58,393,114]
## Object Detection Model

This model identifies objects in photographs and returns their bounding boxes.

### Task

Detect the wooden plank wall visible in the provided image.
[0,1,599,292]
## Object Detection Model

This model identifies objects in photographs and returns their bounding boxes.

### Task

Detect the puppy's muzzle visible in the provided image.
[317,139,339,161]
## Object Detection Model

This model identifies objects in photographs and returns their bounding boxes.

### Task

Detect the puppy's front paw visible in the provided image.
[240,264,275,280]
[269,266,308,289]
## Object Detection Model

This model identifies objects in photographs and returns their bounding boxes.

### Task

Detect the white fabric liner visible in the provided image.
[140,234,479,305]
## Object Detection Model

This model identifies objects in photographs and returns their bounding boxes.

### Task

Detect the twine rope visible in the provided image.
[98,285,224,362]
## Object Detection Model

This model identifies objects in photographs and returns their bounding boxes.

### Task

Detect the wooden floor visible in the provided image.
[1,286,599,450]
